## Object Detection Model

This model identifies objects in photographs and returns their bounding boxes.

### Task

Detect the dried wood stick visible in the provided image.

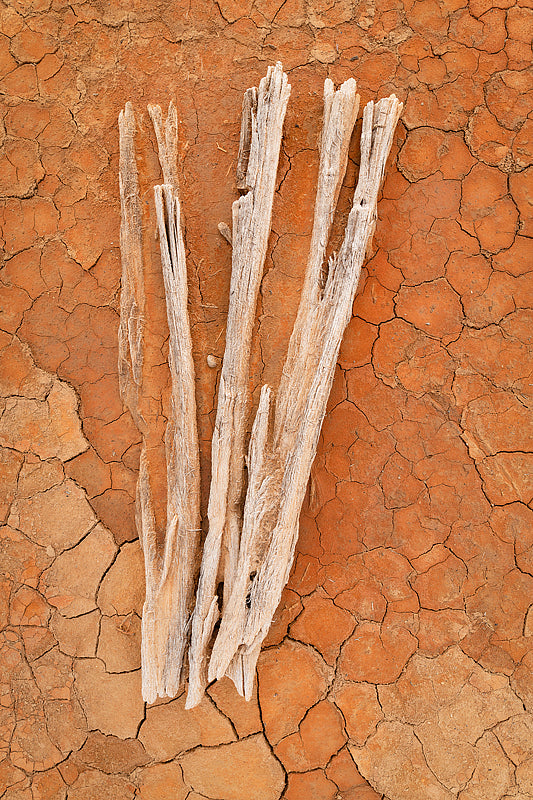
[140,181,201,703]
[118,103,160,698]
[118,100,156,664]
[119,102,201,703]
[118,102,145,431]
[208,88,402,699]
[275,78,359,442]
[186,62,291,709]
[142,102,201,702]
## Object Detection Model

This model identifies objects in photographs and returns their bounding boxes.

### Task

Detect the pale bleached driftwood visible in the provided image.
[143,103,201,702]
[140,180,201,703]
[186,62,291,709]
[119,102,201,703]
[208,88,403,699]
[118,102,145,431]
[118,102,158,697]
[118,103,161,657]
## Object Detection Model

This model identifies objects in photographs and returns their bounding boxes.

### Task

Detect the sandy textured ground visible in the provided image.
[1,0,532,798]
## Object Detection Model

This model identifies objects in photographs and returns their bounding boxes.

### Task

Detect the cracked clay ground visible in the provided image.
[0,0,532,798]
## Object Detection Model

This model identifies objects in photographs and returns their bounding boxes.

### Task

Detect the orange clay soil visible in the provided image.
[0,1,532,799]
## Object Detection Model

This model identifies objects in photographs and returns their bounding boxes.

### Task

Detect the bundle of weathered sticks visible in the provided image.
[118,62,402,708]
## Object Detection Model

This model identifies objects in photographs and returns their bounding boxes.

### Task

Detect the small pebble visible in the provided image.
[207,354,218,368]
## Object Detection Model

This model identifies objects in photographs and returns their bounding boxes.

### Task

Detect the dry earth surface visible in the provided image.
[0,0,532,798]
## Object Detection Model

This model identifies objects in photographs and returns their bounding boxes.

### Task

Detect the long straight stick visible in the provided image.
[186,63,291,708]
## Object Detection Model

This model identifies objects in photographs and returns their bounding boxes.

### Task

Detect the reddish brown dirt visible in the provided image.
[1,1,532,798]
